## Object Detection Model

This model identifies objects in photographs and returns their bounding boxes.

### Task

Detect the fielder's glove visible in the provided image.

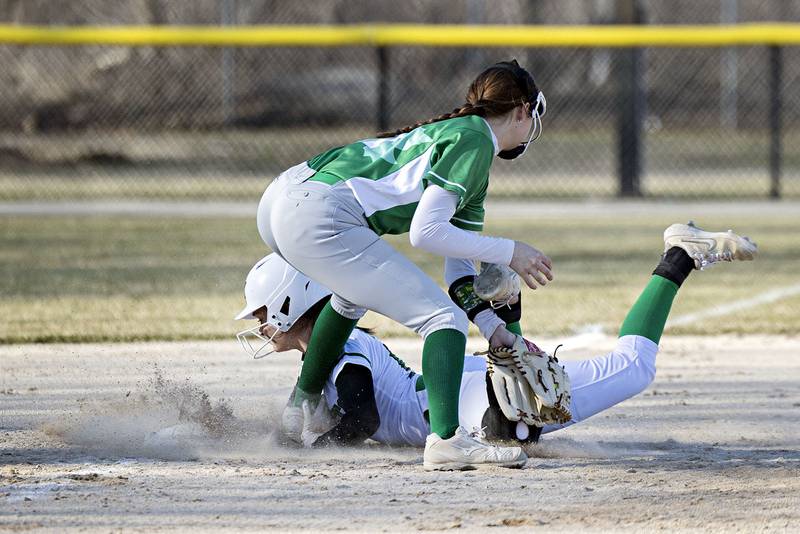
[300,398,338,448]
[483,335,572,427]
[474,263,520,309]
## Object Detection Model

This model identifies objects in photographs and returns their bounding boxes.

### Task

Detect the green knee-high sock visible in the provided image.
[618,275,679,345]
[505,321,523,335]
[294,301,358,406]
[422,328,466,439]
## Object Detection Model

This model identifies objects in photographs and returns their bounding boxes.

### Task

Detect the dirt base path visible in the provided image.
[2,335,799,532]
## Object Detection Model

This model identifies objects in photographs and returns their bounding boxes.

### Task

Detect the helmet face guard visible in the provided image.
[236,323,281,360]
[493,59,547,160]
[496,91,546,160]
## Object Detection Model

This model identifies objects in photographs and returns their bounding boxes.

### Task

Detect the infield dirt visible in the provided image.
[2,335,798,532]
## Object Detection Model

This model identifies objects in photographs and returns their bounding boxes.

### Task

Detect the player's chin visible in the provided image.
[273,338,292,353]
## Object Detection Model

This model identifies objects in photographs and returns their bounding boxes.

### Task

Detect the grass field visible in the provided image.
[3,170,797,201]
[1,203,798,344]
[1,127,799,200]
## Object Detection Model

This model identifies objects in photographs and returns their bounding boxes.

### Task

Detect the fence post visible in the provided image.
[769,45,782,199]
[220,0,236,126]
[616,0,644,197]
[377,46,390,133]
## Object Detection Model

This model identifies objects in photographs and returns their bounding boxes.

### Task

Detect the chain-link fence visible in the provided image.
[2,1,799,344]
[1,0,799,200]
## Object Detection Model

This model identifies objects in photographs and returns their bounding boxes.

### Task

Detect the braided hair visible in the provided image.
[377,62,536,139]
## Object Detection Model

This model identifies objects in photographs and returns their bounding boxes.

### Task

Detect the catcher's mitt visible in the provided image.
[482,335,572,427]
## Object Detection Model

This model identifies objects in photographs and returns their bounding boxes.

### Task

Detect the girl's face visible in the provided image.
[252,307,296,352]
[510,103,535,146]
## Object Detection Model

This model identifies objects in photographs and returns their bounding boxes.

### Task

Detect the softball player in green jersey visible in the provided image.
[255,60,551,469]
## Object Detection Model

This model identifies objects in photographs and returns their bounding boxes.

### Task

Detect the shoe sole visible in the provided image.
[422,459,527,471]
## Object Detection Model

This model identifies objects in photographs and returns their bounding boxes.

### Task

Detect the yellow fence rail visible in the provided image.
[1,23,800,47]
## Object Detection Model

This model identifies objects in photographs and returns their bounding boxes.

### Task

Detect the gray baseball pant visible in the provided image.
[256,163,469,339]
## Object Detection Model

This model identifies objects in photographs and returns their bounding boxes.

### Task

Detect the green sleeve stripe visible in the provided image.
[451,219,483,231]
[428,170,467,195]
[451,216,482,227]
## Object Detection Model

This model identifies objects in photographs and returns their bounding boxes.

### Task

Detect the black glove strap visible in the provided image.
[493,292,522,324]
[448,275,491,321]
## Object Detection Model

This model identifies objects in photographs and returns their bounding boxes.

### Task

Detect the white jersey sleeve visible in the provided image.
[409,185,515,264]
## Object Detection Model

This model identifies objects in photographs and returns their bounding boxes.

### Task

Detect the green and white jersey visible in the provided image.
[306,115,498,235]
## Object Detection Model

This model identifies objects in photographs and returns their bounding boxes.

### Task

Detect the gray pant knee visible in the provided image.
[419,305,469,339]
[331,295,367,321]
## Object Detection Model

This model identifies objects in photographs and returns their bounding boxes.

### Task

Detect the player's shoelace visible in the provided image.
[469,426,489,442]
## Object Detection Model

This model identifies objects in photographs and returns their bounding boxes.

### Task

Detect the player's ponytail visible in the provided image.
[377,103,486,138]
[377,61,536,138]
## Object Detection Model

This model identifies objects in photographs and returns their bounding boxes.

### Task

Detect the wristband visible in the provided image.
[448,275,491,321]
[493,292,522,324]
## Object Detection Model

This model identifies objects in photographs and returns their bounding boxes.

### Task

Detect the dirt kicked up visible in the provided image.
[2,335,799,532]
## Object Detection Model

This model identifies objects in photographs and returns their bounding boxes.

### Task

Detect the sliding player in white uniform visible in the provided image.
[236,223,757,470]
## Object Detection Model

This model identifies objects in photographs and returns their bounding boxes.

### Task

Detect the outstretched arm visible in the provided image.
[409,185,514,263]
[409,185,553,289]
[313,364,380,447]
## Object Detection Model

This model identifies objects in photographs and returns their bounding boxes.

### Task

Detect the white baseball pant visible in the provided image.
[457,335,659,434]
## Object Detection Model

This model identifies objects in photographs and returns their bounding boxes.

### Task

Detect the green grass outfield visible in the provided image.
[1,127,799,200]
[1,207,798,344]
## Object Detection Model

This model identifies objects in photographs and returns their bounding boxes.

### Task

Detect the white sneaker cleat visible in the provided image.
[663,221,758,270]
[423,426,527,471]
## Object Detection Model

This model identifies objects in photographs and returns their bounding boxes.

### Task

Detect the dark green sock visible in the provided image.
[422,328,466,439]
[294,301,358,406]
[618,275,679,345]
[505,321,523,335]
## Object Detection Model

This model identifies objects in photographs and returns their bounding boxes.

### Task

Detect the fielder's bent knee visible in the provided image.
[419,305,469,340]
[615,335,659,395]
[452,306,469,336]
[330,295,367,321]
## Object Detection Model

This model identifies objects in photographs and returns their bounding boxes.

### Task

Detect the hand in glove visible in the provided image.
[301,398,338,448]
[281,404,304,443]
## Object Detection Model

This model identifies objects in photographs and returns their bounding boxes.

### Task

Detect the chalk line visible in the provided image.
[665,282,800,328]
[560,282,800,349]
